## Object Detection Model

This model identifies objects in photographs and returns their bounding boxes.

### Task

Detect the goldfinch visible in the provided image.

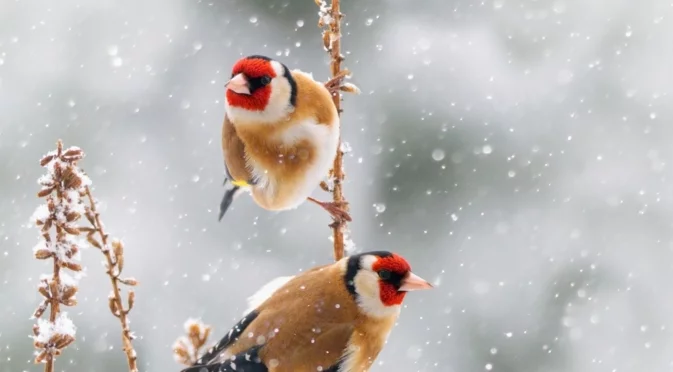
[180,251,433,372]
[218,55,351,223]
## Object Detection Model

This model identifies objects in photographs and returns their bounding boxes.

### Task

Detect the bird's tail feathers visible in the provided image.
[218,184,246,221]
[180,364,219,372]
[182,345,265,372]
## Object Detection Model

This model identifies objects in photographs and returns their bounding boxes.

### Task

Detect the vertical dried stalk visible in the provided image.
[31,140,87,371]
[317,0,357,262]
[83,188,139,372]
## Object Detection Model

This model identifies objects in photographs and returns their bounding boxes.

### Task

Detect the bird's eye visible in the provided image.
[378,270,391,280]
[261,75,272,85]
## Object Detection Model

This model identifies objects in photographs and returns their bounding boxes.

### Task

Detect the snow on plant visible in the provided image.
[31,140,88,371]
[31,139,140,372]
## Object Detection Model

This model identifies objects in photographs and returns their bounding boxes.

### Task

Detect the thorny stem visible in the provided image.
[84,187,139,372]
[319,0,348,262]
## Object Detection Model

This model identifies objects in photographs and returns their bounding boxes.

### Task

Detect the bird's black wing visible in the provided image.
[180,345,267,372]
[324,362,343,372]
[185,310,260,369]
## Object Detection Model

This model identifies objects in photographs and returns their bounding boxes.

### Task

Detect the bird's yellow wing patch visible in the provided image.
[231,179,250,187]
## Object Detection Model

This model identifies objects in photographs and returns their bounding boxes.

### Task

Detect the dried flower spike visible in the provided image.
[32,139,140,372]
[31,139,89,372]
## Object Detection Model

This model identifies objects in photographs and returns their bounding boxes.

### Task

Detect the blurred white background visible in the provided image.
[2,0,673,371]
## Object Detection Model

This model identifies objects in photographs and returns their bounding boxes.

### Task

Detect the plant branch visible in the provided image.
[84,187,139,372]
[317,0,356,262]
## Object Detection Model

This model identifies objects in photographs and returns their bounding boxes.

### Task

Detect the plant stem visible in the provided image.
[326,0,347,262]
[84,187,138,372]
[44,257,60,372]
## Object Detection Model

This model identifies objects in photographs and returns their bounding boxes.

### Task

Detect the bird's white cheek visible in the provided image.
[353,271,379,299]
[353,272,400,318]
[265,78,293,118]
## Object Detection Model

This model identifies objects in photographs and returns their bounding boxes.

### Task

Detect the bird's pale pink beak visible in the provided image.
[225,73,250,95]
[399,272,433,292]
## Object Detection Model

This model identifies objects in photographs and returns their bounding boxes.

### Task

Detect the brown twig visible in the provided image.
[83,187,139,372]
[32,140,86,371]
[173,319,213,366]
[317,0,359,262]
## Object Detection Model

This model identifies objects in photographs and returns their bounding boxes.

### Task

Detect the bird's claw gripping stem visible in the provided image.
[307,197,352,224]
[324,69,352,96]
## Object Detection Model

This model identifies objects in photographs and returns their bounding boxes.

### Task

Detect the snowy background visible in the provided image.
[2,0,673,371]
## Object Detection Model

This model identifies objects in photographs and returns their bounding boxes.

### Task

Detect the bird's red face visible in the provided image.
[373,253,433,306]
[225,56,277,112]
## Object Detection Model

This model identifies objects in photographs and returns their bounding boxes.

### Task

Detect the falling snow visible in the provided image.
[2,0,672,371]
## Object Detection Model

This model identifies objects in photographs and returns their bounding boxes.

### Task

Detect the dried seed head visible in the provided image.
[37,187,54,198]
[120,277,138,286]
[38,286,50,298]
[61,285,78,301]
[112,239,124,257]
[61,167,82,189]
[87,234,102,249]
[42,219,53,232]
[188,323,201,338]
[116,254,125,274]
[62,147,83,159]
[112,239,125,272]
[34,249,53,260]
[340,82,361,94]
[172,339,192,365]
[40,155,55,167]
[53,334,75,349]
[127,290,135,311]
[62,225,80,235]
[109,296,120,317]
[322,31,331,50]
[60,261,82,272]
[65,211,80,222]
[33,302,48,319]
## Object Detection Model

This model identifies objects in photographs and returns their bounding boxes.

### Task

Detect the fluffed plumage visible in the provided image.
[218,55,351,223]
[180,251,433,372]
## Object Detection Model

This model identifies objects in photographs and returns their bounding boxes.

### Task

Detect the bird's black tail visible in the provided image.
[218,184,241,221]
[179,345,265,372]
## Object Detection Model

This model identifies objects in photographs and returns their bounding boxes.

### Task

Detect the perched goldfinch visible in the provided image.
[218,55,351,223]
[180,251,433,372]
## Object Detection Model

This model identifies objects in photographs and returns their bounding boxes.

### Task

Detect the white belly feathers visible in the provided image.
[248,117,340,210]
